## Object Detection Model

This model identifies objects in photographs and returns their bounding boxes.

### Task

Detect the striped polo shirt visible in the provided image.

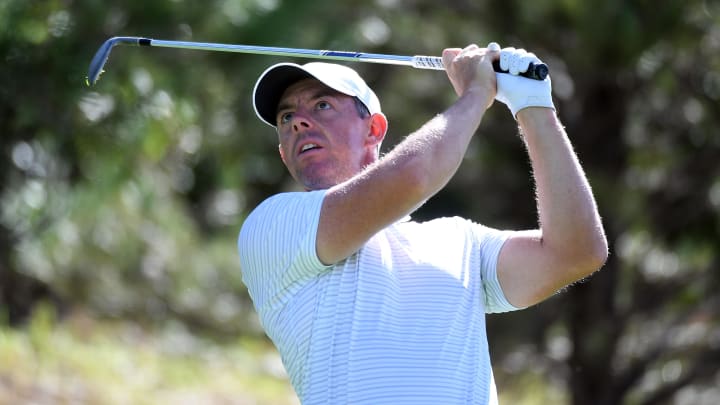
[238,190,519,404]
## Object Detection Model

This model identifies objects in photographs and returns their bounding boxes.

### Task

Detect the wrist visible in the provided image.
[462,86,494,110]
[516,107,557,126]
[517,108,562,139]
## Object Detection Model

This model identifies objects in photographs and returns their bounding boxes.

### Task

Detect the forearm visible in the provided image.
[518,108,608,266]
[385,89,489,198]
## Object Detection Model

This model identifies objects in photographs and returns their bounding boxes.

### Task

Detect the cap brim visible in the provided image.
[253,64,315,127]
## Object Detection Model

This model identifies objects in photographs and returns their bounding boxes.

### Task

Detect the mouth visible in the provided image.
[298,142,322,155]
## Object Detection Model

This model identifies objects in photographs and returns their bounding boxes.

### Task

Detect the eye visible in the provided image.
[279,111,293,125]
[316,101,331,110]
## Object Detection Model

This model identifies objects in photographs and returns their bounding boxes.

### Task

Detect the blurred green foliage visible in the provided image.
[1,307,297,404]
[1,0,719,403]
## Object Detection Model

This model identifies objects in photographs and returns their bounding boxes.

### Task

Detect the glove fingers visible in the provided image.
[499,47,516,71]
[509,49,524,75]
[525,52,540,64]
[517,53,540,74]
[502,48,543,75]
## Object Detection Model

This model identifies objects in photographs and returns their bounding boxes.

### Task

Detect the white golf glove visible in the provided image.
[494,47,555,118]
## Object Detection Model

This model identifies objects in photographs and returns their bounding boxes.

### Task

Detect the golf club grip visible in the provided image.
[412,55,548,80]
[492,60,548,81]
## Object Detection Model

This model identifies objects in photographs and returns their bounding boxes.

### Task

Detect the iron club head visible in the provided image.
[86,37,144,86]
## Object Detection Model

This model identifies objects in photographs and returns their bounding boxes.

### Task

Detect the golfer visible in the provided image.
[238,43,607,404]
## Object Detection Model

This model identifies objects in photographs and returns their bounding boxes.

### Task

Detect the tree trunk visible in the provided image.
[564,78,629,405]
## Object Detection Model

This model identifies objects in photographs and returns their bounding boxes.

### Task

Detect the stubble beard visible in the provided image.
[295,158,357,191]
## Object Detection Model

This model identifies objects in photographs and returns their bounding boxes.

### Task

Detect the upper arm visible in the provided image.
[496,229,603,308]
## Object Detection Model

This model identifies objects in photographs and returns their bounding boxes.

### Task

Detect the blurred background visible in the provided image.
[1,0,719,404]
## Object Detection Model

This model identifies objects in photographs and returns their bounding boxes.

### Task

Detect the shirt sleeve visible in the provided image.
[470,223,524,314]
[238,190,331,312]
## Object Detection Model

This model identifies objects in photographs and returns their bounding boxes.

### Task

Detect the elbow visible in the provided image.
[551,228,608,283]
[584,244,609,277]
[590,226,610,268]
[595,235,610,267]
[573,231,609,278]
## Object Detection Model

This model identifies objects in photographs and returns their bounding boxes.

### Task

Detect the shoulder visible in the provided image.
[251,190,326,215]
[238,191,325,256]
[242,190,327,231]
[238,189,327,250]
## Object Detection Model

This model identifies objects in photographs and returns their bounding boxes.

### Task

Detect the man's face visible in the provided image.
[275,78,378,190]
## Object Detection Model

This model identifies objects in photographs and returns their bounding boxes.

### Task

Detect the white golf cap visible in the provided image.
[252,62,382,128]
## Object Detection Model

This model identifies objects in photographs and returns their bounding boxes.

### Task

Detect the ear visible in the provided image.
[366,112,388,148]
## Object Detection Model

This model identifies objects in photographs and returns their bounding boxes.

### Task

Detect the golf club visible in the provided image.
[87,37,549,86]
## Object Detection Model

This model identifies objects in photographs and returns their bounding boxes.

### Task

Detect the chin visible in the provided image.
[298,166,353,191]
[300,175,343,191]
[303,181,334,191]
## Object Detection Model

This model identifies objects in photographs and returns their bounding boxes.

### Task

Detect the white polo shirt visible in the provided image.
[238,190,519,404]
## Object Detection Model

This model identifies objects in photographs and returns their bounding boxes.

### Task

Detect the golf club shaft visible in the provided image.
[87,36,549,85]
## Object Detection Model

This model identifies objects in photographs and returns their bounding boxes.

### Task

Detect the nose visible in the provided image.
[293,120,310,132]
[291,111,313,133]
